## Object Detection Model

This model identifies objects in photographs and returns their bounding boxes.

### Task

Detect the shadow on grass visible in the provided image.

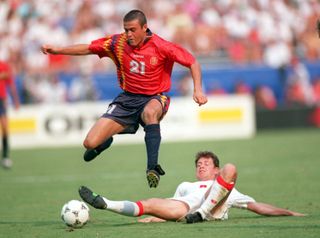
[1,216,319,231]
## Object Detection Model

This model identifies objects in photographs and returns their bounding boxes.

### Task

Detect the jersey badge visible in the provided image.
[150,56,158,65]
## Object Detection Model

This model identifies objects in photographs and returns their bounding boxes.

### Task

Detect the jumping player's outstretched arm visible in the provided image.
[41,44,92,55]
[190,60,207,106]
[247,202,306,217]
[160,39,207,107]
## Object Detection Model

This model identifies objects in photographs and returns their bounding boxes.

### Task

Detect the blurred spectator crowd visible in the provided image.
[0,0,320,106]
[178,69,320,111]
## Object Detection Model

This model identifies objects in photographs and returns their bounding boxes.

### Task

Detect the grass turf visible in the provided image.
[0,128,319,238]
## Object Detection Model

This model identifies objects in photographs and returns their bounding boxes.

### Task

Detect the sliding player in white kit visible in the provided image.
[79,151,305,223]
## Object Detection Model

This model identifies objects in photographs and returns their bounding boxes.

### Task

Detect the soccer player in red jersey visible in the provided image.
[0,60,20,169]
[41,10,207,188]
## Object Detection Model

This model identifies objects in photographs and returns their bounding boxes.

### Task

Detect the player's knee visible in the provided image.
[142,102,162,124]
[221,163,237,182]
[141,198,157,213]
[167,208,185,219]
[83,138,97,149]
[142,107,158,123]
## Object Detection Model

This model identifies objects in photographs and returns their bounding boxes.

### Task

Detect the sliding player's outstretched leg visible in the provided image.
[83,137,113,162]
[79,186,107,209]
[79,186,144,216]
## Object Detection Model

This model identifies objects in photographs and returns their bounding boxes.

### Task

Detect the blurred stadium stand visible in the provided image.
[15,60,320,104]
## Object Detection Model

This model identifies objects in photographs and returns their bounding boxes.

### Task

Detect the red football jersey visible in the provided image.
[89,30,195,95]
[0,61,13,99]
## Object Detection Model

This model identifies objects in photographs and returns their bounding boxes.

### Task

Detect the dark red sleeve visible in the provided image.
[89,36,113,58]
[0,62,13,85]
[160,41,195,67]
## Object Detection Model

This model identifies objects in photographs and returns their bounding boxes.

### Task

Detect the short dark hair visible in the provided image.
[195,151,220,168]
[123,10,147,26]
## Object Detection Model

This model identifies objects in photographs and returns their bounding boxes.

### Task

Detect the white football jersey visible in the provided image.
[171,180,255,220]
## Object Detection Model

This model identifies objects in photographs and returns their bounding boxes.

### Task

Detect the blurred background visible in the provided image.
[1,0,320,131]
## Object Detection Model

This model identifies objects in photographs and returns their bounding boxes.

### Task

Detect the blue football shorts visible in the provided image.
[0,99,6,116]
[102,91,170,134]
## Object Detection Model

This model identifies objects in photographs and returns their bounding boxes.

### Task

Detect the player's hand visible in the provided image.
[41,44,59,55]
[291,211,307,217]
[193,91,208,106]
[137,216,166,223]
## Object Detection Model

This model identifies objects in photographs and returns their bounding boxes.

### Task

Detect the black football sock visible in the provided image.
[95,137,113,153]
[144,124,161,170]
[2,136,8,159]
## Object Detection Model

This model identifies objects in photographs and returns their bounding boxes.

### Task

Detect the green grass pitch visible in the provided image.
[1,128,320,238]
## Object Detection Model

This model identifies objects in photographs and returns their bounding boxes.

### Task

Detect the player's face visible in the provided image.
[196,157,219,181]
[124,19,147,47]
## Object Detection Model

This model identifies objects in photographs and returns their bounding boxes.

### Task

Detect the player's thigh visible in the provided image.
[0,115,8,135]
[141,99,163,123]
[142,198,189,220]
[84,117,125,147]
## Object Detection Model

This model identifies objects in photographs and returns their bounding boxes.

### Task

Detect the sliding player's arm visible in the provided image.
[247,202,306,216]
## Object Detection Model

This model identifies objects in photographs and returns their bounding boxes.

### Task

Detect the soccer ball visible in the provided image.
[61,200,90,228]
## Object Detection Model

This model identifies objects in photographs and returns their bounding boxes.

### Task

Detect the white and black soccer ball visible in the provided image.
[61,200,90,228]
